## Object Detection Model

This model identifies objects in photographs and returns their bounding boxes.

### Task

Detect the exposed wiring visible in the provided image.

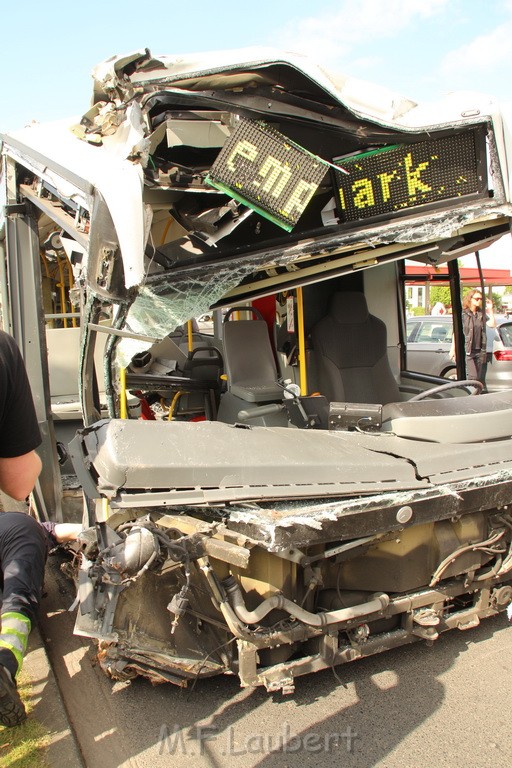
[473,556,503,581]
[430,528,506,586]
[187,636,238,698]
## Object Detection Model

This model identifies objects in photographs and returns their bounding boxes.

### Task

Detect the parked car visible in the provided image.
[406,315,456,379]
[407,314,512,391]
[196,313,215,334]
[489,320,512,391]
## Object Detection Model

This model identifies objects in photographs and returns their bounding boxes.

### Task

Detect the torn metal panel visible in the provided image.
[70,414,512,504]
[68,414,512,553]
[70,418,427,499]
[1,120,147,289]
[92,47,419,127]
[224,471,512,550]
[353,429,512,483]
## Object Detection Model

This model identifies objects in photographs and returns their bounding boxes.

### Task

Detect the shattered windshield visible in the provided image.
[117,252,290,364]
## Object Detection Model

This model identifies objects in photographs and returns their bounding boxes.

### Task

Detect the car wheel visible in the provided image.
[443,368,457,380]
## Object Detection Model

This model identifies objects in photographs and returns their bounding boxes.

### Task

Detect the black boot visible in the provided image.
[0,665,26,727]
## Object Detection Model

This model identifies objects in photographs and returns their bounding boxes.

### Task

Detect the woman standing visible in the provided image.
[461,289,496,383]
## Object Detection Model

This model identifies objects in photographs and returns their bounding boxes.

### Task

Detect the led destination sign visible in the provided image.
[206,119,329,231]
[333,127,488,224]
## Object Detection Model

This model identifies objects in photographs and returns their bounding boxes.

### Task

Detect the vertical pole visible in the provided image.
[0,240,11,332]
[296,287,308,396]
[187,319,194,354]
[119,367,128,419]
[448,259,466,381]
[4,201,63,520]
[57,257,68,328]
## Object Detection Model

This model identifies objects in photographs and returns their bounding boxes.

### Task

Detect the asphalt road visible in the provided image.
[39,550,512,768]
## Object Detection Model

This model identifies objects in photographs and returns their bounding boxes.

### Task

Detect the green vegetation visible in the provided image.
[428,286,503,313]
[429,285,452,308]
[0,671,50,767]
[409,305,428,316]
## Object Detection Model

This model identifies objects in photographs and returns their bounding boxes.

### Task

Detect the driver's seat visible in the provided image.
[310,291,401,405]
[222,308,283,403]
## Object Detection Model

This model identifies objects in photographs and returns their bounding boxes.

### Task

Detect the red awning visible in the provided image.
[405,265,512,285]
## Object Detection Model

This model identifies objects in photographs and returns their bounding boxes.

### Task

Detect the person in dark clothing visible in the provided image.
[0,331,42,500]
[459,289,496,385]
[0,330,80,726]
[0,512,80,727]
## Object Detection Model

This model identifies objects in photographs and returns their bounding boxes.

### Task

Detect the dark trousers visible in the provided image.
[466,354,483,384]
[0,512,47,676]
[479,352,492,393]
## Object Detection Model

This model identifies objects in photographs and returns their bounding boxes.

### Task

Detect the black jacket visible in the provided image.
[462,308,486,357]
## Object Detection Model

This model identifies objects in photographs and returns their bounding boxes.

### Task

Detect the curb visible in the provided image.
[23,623,84,767]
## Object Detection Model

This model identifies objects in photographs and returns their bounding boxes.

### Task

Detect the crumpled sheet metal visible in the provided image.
[226,468,512,551]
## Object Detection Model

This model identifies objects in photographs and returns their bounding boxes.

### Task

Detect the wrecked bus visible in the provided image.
[1,48,512,693]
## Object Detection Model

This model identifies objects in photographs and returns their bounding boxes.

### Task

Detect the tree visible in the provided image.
[429,286,451,310]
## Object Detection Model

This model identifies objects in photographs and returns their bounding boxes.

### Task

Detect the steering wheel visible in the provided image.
[409,379,484,402]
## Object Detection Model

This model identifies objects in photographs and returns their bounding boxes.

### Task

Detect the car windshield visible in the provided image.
[498,322,512,346]
[407,318,453,343]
